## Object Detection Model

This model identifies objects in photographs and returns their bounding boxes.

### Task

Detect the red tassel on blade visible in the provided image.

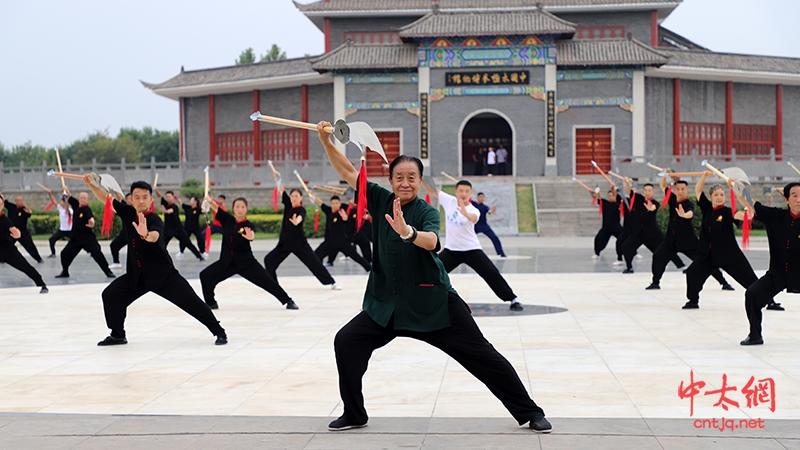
[204,224,212,251]
[661,185,672,209]
[272,187,279,213]
[356,157,367,233]
[742,211,751,250]
[730,189,737,217]
[44,200,55,212]
[313,209,320,233]
[425,194,431,204]
[101,194,114,238]
[598,199,603,215]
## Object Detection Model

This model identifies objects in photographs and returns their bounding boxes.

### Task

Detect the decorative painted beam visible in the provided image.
[344,74,419,85]
[556,69,635,81]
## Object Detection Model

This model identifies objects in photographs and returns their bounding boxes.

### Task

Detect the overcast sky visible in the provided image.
[1,0,798,149]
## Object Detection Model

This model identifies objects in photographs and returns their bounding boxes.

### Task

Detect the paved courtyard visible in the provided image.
[0,236,798,449]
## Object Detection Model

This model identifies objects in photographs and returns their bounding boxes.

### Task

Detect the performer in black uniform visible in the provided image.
[179,196,206,257]
[200,196,298,310]
[0,193,47,293]
[621,181,683,274]
[316,122,551,433]
[313,194,371,271]
[647,179,732,290]
[592,187,623,262]
[55,192,115,278]
[328,200,373,265]
[682,172,757,309]
[614,188,636,267]
[109,194,132,269]
[155,189,204,261]
[4,195,43,263]
[85,179,227,346]
[738,183,800,345]
[264,178,339,289]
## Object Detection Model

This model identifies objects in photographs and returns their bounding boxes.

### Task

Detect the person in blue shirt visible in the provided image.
[471,192,506,257]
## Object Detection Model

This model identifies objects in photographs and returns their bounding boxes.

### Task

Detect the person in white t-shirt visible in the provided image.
[423,180,522,311]
[45,186,73,258]
[486,147,497,176]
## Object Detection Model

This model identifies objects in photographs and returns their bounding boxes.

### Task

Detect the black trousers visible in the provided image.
[623,233,683,270]
[180,228,206,254]
[60,237,110,274]
[164,226,202,258]
[0,246,45,287]
[439,249,516,301]
[110,233,127,264]
[651,243,728,286]
[685,254,757,303]
[744,274,786,339]
[48,230,70,255]
[594,226,622,259]
[353,233,372,263]
[334,292,545,425]
[200,260,292,306]
[264,242,335,286]
[15,232,42,262]
[315,239,371,271]
[616,228,632,262]
[101,272,224,339]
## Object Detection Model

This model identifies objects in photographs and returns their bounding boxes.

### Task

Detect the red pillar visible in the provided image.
[208,94,216,165]
[725,81,733,156]
[253,90,261,160]
[776,84,783,159]
[672,78,680,155]
[179,97,185,165]
[651,10,658,47]
[324,18,331,53]
[301,84,309,159]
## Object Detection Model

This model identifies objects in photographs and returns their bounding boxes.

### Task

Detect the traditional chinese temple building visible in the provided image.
[144,0,800,179]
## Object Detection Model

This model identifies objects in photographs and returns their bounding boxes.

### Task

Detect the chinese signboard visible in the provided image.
[445,71,530,86]
[546,91,555,158]
[420,93,429,159]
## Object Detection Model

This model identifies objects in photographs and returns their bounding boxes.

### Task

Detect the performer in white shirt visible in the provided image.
[423,180,522,311]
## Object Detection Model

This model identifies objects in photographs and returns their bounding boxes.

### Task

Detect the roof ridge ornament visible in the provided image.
[627,31,633,41]
[432,0,440,14]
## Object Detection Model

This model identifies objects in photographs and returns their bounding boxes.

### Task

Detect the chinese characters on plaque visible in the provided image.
[546,91,555,158]
[420,93,429,159]
[445,70,530,87]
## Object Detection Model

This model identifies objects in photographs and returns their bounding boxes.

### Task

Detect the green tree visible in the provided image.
[235,47,256,65]
[261,44,287,62]
[65,131,144,164]
[118,127,179,162]
[0,141,54,167]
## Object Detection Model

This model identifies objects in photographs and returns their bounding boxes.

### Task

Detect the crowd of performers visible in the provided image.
[589,170,798,345]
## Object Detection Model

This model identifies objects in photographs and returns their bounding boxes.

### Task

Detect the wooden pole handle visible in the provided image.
[703,162,729,182]
[573,179,594,193]
[256,114,333,133]
[647,163,665,172]
[55,148,67,190]
[50,172,85,181]
[294,171,311,194]
[592,163,615,186]
[314,186,342,194]
[440,172,459,183]
[607,171,625,181]
[661,171,707,177]
[789,162,800,177]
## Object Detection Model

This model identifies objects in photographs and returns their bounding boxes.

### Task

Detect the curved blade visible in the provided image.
[99,173,124,196]
[346,121,387,163]
[721,167,750,184]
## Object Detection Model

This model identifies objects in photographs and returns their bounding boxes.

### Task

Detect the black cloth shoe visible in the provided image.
[48,254,57,259]
[767,302,785,311]
[105,272,116,278]
[328,415,367,431]
[40,286,49,294]
[509,302,523,311]
[740,336,764,346]
[215,332,227,345]
[721,284,735,291]
[285,300,299,310]
[36,259,43,264]
[97,336,127,346]
[55,272,69,278]
[645,283,660,290]
[622,268,634,274]
[206,301,219,310]
[682,301,699,309]
[529,417,552,433]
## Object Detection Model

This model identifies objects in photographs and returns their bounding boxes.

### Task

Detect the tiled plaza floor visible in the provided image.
[1,237,797,449]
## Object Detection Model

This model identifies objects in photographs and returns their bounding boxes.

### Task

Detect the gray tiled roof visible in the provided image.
[398,9,575,38]
[659,48,800,75]
[311,43,419,71]
[557,38,668,67]
[143,57,318,90]
[296,0,680,13]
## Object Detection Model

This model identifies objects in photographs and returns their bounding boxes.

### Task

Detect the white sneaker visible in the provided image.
[174,252,184,259]
[591,254,600,260]
[109,263,122,269]
[331,283,342,290]
[635,254,643,260]
[202,252,210,259]
[612,260,625,266]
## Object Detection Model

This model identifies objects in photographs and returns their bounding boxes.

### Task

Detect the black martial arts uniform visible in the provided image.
[684,193,757,308]
[4,200,42,263]
[616,193,635,263]
[328,203,373,264]
[264,192,335,286]
[200,208,295,309]
[161,199,203,259]
[314,203,370,271]
[0,213,46,290]
[109,228,127,265]
[180,204,205,254]
[622,194,683,271]
[742,202,800,343]
[58,196,113,277]
[594,197,622,260]
[650,195,730,288]
[99,199,225,344]
[330,179,548,432]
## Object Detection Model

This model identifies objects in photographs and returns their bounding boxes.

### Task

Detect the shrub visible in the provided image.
[180,178,204,201]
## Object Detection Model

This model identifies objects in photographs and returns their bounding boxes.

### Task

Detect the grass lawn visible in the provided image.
[516,184,537,233]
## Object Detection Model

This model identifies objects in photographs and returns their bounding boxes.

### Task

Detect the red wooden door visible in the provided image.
[575,128,612,175]
[367,132,400,178]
